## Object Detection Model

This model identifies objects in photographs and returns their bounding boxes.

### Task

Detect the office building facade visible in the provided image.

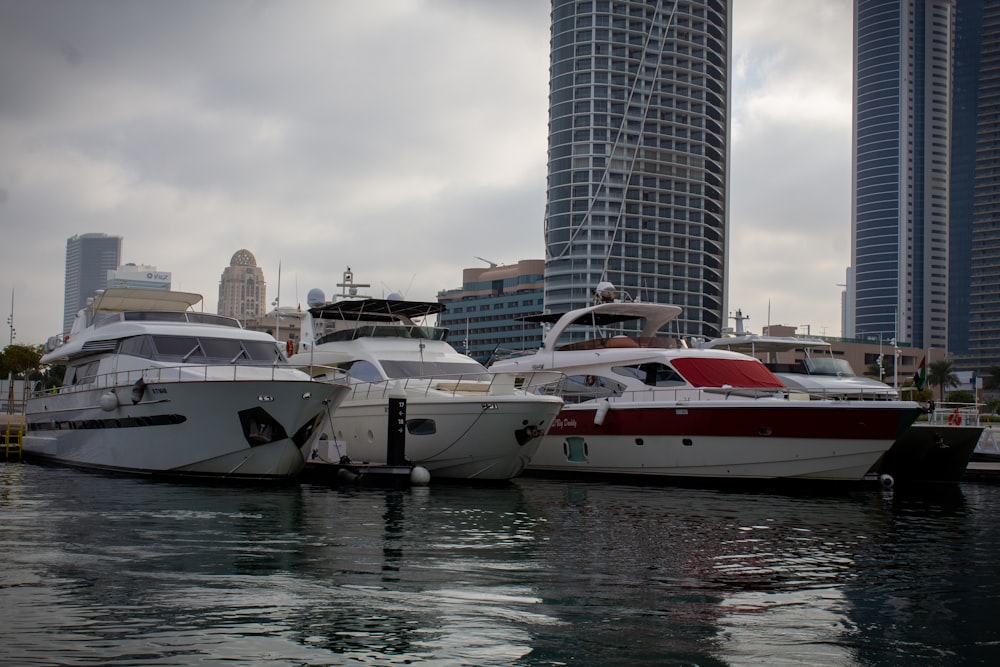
[954,0,1000,372]
[217,249,267,323]
[437,260,546,364]
[106,263,171,291]
[851,0,953,352]
[63,233,122,334]
[543,0,730,339]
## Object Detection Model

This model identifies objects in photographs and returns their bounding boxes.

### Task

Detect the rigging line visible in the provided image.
[599,0,678,284]
[549,0,678,266]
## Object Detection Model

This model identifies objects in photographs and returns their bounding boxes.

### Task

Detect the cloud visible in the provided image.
[1,0,852,346]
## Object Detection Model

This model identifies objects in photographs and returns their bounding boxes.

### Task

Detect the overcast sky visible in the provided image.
[0,0,852,347]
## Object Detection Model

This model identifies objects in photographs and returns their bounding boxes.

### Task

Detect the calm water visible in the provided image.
[2,462,999,666]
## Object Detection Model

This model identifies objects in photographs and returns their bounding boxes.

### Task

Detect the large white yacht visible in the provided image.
[698,322,982,484]
[487,284,923,483]
[23,288,349,480]
[282,270,564,481]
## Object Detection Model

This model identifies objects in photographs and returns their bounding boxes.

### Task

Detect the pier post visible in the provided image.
[387,383,406,466]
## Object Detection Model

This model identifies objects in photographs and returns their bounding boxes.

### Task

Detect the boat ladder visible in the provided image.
[2,416,24,461]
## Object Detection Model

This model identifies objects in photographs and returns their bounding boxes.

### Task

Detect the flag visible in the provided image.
[913,356,927,390]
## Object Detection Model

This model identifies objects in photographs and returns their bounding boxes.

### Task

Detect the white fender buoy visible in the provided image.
[594,399,611,426]
[99,391,119,411]
[879,473,895,488]
[410,466,431,486]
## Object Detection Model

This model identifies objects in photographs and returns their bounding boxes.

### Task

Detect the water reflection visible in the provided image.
[1,463,999,665]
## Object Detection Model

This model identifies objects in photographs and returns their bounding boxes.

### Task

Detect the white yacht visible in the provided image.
[23,288,349,480]
[282,271,564,481]
[487,284,923,483]
[699,327,983,484]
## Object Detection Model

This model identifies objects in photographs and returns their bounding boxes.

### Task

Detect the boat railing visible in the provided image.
[924,402,983,428]
[347,370,565,400]
[30,363,313,399]
[976,424,999,455]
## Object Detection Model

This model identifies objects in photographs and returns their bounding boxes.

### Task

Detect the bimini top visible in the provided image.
[523,302,684,352]
[309,298,445,324]
[86,287,204,313]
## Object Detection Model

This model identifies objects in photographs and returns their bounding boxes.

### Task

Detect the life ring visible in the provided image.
[585,375,597,387]
[948,409,962,426]
[286,339,295,357]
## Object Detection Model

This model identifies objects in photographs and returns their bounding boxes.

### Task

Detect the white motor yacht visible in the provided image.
[698,329,983,484]
[24,288,349,480]
[487,285,922,483]
[282,273,563,481]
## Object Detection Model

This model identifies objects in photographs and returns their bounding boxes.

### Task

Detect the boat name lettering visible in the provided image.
[554,417,578,429]
[151,387,168,395]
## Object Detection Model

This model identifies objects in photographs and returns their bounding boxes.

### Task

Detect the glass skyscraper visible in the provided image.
[543,0,730,339]
[851,0,952,351]
[62,233,122,334]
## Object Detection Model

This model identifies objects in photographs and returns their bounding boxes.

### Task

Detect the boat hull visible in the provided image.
[23,380,347,480]
[876,423,983,484]
[313,395,564,481]
[530,400,921,482]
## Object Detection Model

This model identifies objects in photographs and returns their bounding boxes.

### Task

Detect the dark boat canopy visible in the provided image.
[308,298,445,323]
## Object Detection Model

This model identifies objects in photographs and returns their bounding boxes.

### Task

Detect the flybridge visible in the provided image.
[308,298,445,324]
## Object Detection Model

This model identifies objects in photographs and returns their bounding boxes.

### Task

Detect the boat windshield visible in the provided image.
[670,357,785,389]
[124,335,287,365]
[379,359,490,380]
[316,325,448,345]
[802,357,857,377]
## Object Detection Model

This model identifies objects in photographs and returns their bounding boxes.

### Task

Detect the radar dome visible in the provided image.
[595,281,617,303]
[386,292,403,301]
[306,288,326,308]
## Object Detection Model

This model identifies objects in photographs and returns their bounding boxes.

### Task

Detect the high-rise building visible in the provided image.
[63,233,122,333]
[543,0,730,340]
[437,260,546,363]
[106,263,171,291]
[217,249,267,323]
[952,0,1000,372]
[850,0,953,352]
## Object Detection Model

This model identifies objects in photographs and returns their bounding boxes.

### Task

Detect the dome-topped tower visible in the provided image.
[218,248,266,322]
[230,249,257,267]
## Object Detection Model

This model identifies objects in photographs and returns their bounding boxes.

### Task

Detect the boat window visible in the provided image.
[379,360,490,380]
[345,360,385,382]
[71,360,102,385]
[242,341,286,363]
[118,335,153,359]
[406,419,437,435]
[185,312,242,328]
[151,336,204,361]
[612,362,686,387]
[546,374,626,403]
[200,338,244,360]
[124,311,188,323]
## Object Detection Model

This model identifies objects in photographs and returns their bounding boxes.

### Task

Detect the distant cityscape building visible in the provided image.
[106,263,171,291]
[217,249,267,323]
[63,233,122,334]
[437,260,546,363]
[850,0,1000,376]
[543,0,730,340]
[952,0,1000,372]
[850,0,953,352]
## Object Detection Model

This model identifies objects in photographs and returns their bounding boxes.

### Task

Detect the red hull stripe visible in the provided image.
[547,404,919,440]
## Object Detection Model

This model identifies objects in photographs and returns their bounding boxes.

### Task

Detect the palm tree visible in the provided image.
[928,359,960,401]
[982,365,1000,391]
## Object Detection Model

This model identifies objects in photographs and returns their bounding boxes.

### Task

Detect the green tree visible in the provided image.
[928,359,960,401]
[982,366,1000,391]
[0,343,43,378]
[946,389,976,405]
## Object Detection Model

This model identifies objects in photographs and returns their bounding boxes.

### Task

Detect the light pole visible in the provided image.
[6,287,14,346]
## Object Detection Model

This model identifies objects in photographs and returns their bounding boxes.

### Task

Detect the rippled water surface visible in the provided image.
[2,462,999,665]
